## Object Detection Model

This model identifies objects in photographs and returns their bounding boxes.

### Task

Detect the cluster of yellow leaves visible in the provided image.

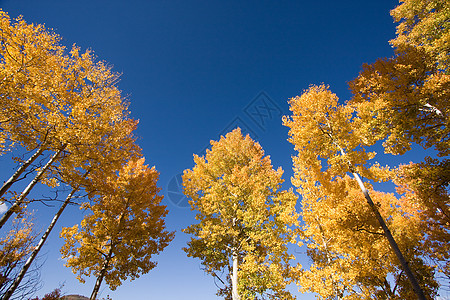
[282,85,392,187]
[298,176,438,299]
[349,46,449,156]
[0,9,140,191]
[0,10,165,298]
[60,158,174,291]
[390,0,450,71]
[349,0,449,157]
[0,10,64,152]
[283,84,439,298]
[0,214,36,291]
[395,158,450,280]
[346,0,449,289]
[182,128,300,300]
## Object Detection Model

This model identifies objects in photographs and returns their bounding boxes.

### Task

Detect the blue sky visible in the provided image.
[0,1,401,299]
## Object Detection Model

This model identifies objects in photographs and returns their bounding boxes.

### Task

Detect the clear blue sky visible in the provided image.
[0,1,400,299]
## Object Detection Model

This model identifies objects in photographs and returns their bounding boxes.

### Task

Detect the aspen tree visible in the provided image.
[183,128,299,300]
[0,10,139,228]
[283,85,434,299]
[60,159,173,300]
[348,0,449,285]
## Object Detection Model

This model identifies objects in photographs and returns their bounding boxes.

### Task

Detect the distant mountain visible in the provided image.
[62,295,89,300]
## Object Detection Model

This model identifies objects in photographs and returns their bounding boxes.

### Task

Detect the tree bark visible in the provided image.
[231,249,240,300]
[420,103,443,117]
[1,187,77,300]
[351,172,427,300]
[0,146,45,197]
[0,146,45,199]
[323,126,428,300]
[0,145,66,229]
[90,207,126,300]
[90,248,114,300]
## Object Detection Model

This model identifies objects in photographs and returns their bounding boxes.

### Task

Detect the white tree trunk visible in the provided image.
[324,126,427,300]
[351,172,426,300]
[231,250,240,300]
[0,146,45,198]
[90,248,113,300]
[419,103,443,117]
[0,145,65,229]
[1,188,77,300]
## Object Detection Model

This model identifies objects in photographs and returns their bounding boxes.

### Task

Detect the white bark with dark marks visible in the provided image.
[1,188,77,300]
[0,145,65,229]
[231,249,240,300]
[0,146,45,198]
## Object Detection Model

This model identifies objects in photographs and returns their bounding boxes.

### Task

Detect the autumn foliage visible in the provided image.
[60,158,174,300]
[282,0,449,298]
[0,0,449,299]
[183,129,299,300]
[0,9,170,300]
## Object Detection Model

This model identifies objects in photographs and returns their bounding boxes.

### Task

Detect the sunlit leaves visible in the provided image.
[0,10,153,299]
[0,213,36,295]
[183,128,299,300]
[395,158,450,281]
[284,84,438,298]
[349,47,449,157]
[282,84,389,186]
[390,0,450,71]
[60,158,174,292]
[346,0,450,289]
[0,9,141,228]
